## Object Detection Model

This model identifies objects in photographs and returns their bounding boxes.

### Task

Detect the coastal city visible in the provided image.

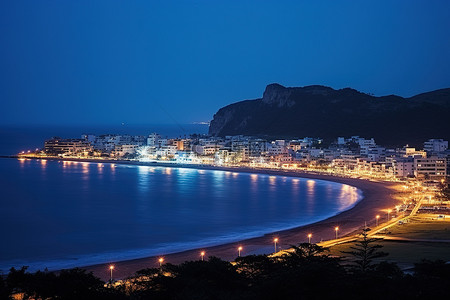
[11,131,450,297]
[22,134,449,182]
[2,1,450,298]
[19,132,450,218]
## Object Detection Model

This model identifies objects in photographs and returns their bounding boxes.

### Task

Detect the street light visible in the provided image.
[376,215,380,226]
[308,233,312,244]
[109,265,114,282]
[335,227,339,239]
[387,209,392,221]
[238,246,243,257]
[200,251,205,261]
[273,238,278,253]
[158,257,164,267]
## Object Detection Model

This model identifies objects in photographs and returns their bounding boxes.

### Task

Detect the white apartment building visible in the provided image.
[112,144,139,157]
[147,133,161,147]
[393,158,415,178]
[268,141,288,156]
[414,157,447,179]
[193,144,221,156]
[156,145,177,158]
[366,147,386,162]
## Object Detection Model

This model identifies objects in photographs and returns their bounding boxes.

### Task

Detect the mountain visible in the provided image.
[208,84,450,146]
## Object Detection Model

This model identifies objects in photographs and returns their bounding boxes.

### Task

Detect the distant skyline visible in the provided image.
[1,0,450,126]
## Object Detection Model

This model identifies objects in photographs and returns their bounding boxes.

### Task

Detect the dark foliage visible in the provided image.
[3,245,450,299]
[341,227,388,272]
[3,267,125,300]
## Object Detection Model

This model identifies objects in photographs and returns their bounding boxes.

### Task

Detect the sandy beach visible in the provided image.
[61,161,402,281]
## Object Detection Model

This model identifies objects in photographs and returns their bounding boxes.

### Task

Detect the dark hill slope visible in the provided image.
[208,84,450,146]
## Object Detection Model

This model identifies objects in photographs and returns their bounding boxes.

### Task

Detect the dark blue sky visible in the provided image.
[1,0,450,126]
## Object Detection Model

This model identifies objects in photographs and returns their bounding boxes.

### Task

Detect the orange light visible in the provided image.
[200,251,205,256]
[109,265,114,270]
[238,246,243,251]
[158,257,164,263]
[274,238,278,242]
[335,227,339,231]
[308,233,312,238]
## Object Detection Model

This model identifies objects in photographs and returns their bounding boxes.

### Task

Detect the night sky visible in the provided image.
[1,0,450,126]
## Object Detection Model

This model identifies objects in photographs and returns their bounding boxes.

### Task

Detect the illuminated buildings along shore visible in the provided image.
[21,134,449,182]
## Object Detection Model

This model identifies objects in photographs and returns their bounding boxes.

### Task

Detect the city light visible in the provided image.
[109,265,114,282]
[200,251,205,261]
[158,257,164,267]
[238,246,243,257]
[376,215,380,226]
[308,233,312,244]
[273,238,278,253]
[335,227,339,239]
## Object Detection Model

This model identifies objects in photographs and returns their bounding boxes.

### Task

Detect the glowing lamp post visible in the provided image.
[376,215,380,227]
[109,265,114,282]
[387,209,392,221]
[335,227,339,239]
[308,233,312,244]
[238,246,243,257]
[158,257,164,267]
[200,251,205,261]
[273,238,279,253]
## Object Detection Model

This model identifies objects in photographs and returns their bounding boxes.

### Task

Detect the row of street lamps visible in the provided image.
[109,212,399,281]
[107,231,325,280]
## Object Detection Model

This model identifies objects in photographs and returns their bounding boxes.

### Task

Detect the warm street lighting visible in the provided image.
[387,209,392,221]
[158,257,164,267]
[238,246,243,257]
[376,215,380,226]
[200,251,205,261]
[335,227,339,239]
[273,238,279,253]
[308,233,312,244]
[109,265,114,282]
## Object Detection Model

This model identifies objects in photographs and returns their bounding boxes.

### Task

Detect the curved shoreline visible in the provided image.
[81,161,400,281]
[3,157,401,280]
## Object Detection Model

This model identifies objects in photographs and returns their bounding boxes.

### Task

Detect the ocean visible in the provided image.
[0,157,362,273]
[0,125,362,272]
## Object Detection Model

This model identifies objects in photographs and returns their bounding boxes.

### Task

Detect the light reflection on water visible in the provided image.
[0,158,362,272]
[337,184,360,210]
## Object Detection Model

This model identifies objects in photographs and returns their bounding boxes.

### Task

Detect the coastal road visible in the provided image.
[316,195,426,249]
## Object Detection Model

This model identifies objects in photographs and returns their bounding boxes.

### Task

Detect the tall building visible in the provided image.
[414,157,447,179]
[147,133,161,147]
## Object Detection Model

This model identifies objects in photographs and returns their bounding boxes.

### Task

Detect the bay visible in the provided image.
[0,158,361,272]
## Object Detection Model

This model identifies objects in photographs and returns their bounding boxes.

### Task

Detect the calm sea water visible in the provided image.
[0,157,361,272]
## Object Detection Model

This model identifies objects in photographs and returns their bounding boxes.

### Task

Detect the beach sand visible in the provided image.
[79,166,402,281]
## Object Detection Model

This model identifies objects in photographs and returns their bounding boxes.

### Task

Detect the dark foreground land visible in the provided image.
[2,239,450,300]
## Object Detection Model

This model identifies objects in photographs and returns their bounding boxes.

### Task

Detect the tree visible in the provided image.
[234,255,275,280]
[131,257,247,300]
[341,228,388,272]
[287,243,328,259]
